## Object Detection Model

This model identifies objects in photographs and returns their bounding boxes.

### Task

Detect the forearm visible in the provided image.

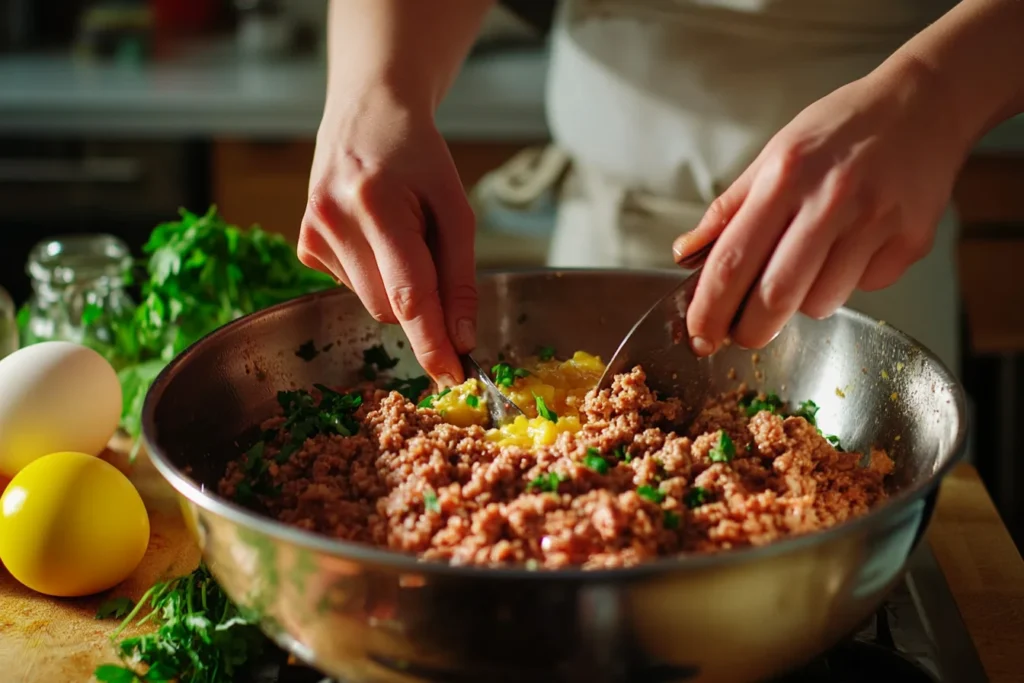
[324,0,493,114]
[884,0,1024,150]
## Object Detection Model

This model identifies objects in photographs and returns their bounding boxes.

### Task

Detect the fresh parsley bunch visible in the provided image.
[114,206,335,445]
[94,564,267,683]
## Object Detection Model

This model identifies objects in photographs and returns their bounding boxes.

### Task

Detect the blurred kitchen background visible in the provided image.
[0,0,1023,545]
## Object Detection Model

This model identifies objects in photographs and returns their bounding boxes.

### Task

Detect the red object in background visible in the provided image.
[150,0,218,35]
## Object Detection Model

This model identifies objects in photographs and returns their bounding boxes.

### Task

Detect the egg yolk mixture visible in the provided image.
[425,350,605,449]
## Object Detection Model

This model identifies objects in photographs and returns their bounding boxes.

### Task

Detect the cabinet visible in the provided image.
[212,138,544,249]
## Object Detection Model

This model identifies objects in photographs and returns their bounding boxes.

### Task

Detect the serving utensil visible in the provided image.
[142,271,966,683]
[596,241,714,396]
[460,354,525,427]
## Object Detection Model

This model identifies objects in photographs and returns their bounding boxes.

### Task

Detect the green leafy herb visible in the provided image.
[684,486,711,508]
[423,489,440,513]
[95,596,135,621]
[826,434,844,451]
[537,345,556,361]
[295,339,319,362]
[527,472,565,493]
[361,344,399,380]
[534,394,557,423]
[418,387,451,409]
[637,485,666,504]
[465,394,480,408]
[614,444,632,463]
[663,510,681,529]
[583,448,609,475]
[708,431,735,463]
[94,563,267,683]
[491,362,530,388]
[793,399,820,426]
[386,375,431,402]
[741,392,784,417]
[107,206,335,452]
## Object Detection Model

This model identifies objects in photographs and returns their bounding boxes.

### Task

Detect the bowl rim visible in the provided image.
[141,267,969,581]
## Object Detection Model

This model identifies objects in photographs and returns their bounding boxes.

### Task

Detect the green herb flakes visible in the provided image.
[637,485,666,504]
[491,362,530,388]
[793,399,820,426]
[684,486,711,508]
[663,510,681,529]
[534,394,558,423]
[826,434,844,451]
[418,387,451,409]
[583,448,609,475]
[741,392,783,417]
[362,344,399,380]
[424,489,440,513]
[537,345,556,361]
[527,472,565,493]
[386,375,431,402]
[465,394,480,408]
[708,431,735,463]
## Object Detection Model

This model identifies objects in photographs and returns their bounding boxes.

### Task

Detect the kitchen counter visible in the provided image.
[0,41,549,141]
[1,40,1023,153]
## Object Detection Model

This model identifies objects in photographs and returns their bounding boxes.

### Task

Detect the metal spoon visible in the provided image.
[460,354,526,427]
[595,241,716,395]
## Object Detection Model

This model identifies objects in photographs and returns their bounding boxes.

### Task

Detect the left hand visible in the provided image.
[673,58,971,356]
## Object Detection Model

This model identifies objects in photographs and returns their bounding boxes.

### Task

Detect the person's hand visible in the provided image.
[673,59,971,357]
[297,84,476,386]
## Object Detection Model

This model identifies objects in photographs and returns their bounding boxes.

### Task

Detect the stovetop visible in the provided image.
[257,546,988,683]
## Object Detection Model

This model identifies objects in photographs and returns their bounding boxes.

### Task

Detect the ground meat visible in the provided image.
[218,367,893,570]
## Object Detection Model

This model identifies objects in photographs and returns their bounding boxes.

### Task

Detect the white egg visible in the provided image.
[0,341,122,478]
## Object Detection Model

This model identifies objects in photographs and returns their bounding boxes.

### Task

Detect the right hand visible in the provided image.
[297,83,477,386]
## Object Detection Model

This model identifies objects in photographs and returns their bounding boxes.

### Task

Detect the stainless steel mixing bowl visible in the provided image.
[142,270,967,683]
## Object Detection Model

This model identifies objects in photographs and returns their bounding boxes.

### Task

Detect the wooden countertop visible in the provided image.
[0,451,1021,682]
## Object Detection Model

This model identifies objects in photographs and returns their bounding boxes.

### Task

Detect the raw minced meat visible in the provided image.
[218,364,893,570]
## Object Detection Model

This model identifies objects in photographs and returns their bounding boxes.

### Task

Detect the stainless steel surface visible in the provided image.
[142,269,969,683]
[596,241,712,395]
[460,353,525,427]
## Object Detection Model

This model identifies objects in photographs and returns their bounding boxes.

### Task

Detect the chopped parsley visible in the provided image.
[95,596,135,621]
[361,344,399,380]
[741,392,784,417]
[527,472,565,493]
[826,434,844,451]
[663,510,681,529]
[386,375,431,402]
[534,394,558,422]
[793,399,820,426]
[614,444,632,463]
[637,485,666,504]
[708,431,735,463]
[418,387,451,409]
[423,489,440,513]
[491,362,530,388]
[537,345,556,361]
[93,563,267,683]
[465,394,480,408]
[684,486,712,508]
[583,448,609,475]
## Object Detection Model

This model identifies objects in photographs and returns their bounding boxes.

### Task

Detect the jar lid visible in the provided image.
[26,234,133,285]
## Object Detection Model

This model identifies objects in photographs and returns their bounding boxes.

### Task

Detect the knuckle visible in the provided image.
[767,143,805,186]
[388,284,437,322]
[823,166,856,206]
[709,245,743,285]
[704,194,733,226]
[444,283,479,311]
[759,277,797,314]
[306,186,340,226]
[350,170,389,208]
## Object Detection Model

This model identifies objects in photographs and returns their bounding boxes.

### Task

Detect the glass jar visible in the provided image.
[0,285,16,360]
[21,234,136,368]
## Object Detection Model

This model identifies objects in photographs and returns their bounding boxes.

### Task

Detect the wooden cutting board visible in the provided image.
[0,436,201,683]
[1,442,1022,683]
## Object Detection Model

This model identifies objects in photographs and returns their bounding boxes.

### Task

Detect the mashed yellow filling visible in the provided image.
[427,350,606,449]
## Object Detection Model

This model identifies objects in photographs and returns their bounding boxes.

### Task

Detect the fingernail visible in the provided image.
[456,318,476,351]
[672,235,689,263]
[437,374,457,389]
[690,336,714,356]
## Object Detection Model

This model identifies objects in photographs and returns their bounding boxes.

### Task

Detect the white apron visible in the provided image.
[537,0,961,374]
